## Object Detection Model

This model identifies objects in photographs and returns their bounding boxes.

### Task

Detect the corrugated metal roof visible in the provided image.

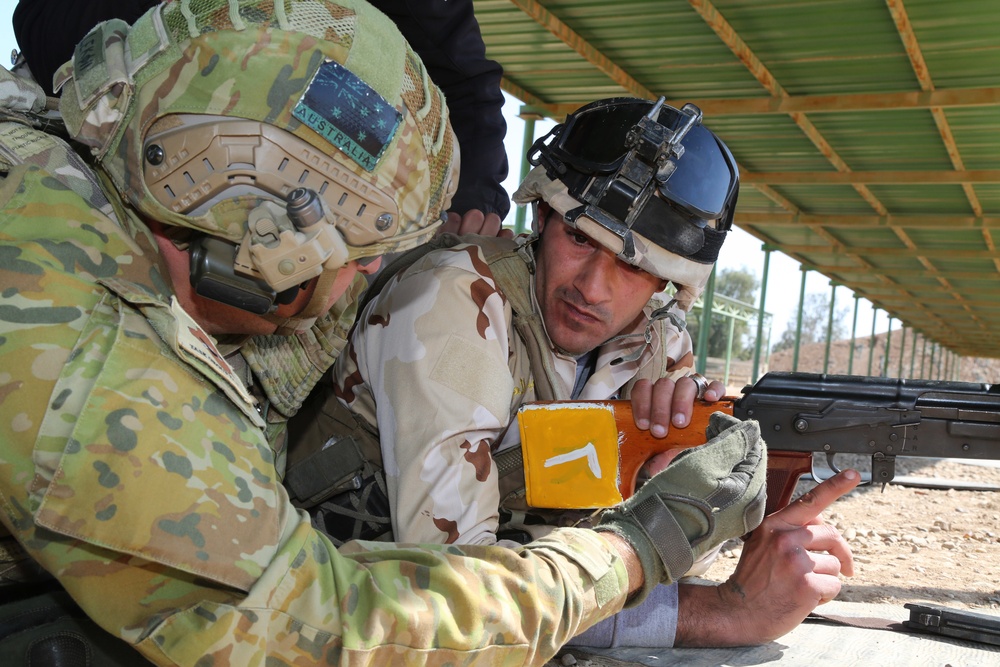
[477,0,1000,357]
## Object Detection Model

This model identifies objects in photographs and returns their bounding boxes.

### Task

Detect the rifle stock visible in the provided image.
[617,399,814,515]
[518,399,809,515]
[517,371,1000,514]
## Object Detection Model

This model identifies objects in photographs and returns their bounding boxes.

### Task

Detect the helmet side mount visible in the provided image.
[189,187,349,314]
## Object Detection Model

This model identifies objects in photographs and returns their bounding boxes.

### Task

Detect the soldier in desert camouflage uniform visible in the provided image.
[320,98,860,649]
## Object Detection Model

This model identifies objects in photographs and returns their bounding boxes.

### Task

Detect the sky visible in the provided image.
[0,7,891,347]
[1,9,12,71]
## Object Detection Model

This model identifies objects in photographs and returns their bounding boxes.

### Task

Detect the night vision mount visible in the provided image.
[529,97,706,261]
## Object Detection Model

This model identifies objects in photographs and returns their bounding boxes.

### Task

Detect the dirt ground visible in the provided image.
[703,456,1000,611]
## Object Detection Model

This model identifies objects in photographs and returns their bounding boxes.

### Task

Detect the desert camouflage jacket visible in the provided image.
[333,238,695,547]
[0,118,631,664]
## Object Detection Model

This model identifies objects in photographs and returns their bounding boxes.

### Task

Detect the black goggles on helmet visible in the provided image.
[527,97,739,264]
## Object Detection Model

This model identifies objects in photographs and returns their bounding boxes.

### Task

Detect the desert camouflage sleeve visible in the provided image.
[0,165,630,666]
[334,243,519,546]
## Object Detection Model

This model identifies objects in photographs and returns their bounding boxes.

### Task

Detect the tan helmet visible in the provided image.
[513,97,738,311]
[57,0,459,316]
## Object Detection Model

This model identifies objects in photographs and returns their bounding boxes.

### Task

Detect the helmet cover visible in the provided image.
[57,0,459,262]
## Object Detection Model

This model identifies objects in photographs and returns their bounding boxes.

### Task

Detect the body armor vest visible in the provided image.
[286,233,678,545]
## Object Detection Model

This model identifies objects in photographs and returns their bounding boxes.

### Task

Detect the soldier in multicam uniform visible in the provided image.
[0,0,844,664]
[320,98,860,648]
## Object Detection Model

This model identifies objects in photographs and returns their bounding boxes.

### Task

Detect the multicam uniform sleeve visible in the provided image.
[0,166,630,665]
[566,296,696,651]
[335,244,516,545]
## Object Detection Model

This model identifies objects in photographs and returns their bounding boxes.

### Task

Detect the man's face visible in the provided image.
[534,211,664,356]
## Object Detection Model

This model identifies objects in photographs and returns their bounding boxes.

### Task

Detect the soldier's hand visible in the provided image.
[675,469,860,647]
[597,413,766,601]
[629,374,726,441]
[438,209,514,238]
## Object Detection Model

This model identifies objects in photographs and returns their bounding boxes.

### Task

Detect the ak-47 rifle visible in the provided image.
[516,371,1000,515]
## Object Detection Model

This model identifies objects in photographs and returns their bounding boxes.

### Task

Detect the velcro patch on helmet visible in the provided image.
[292,60,401,172]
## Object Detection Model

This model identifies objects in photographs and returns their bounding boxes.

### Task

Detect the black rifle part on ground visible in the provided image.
[904,602,1000,647]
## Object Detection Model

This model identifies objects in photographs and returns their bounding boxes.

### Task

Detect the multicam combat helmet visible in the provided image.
[56,0,459,319]
[513,97,739,311]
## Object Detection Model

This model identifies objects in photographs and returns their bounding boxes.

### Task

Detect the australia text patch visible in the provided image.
[293,60,401,172]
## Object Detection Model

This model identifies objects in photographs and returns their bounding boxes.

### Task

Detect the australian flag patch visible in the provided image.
[293,60,401,172]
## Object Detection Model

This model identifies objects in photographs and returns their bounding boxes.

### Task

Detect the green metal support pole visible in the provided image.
[929,344,937,380]
[512,116,537,235]
[882,318,893,377]
[751,245,772,382]
[723,315,736,387]
[847,295,860,375]
[823,282,837,373]
[695,266,717,375]
[867,308,878,376]
[955,353,962,381]
[897,327,907,378]
[920,337,928,378]
[792,267,808,372]
[765,319,773,375]
[909,331,918,378]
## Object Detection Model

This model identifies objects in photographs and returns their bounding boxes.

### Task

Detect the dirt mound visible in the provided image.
[766,330,1000,383]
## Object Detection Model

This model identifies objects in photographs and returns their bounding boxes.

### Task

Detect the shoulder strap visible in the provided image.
[620,297,694,398]
[0,67,119,220]
[483,238,570,402]
[0,124,119,225]
[359,232,478,313]
[359,231,571,402]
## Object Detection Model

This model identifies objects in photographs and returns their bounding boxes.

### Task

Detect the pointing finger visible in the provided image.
[772,469,860,528]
